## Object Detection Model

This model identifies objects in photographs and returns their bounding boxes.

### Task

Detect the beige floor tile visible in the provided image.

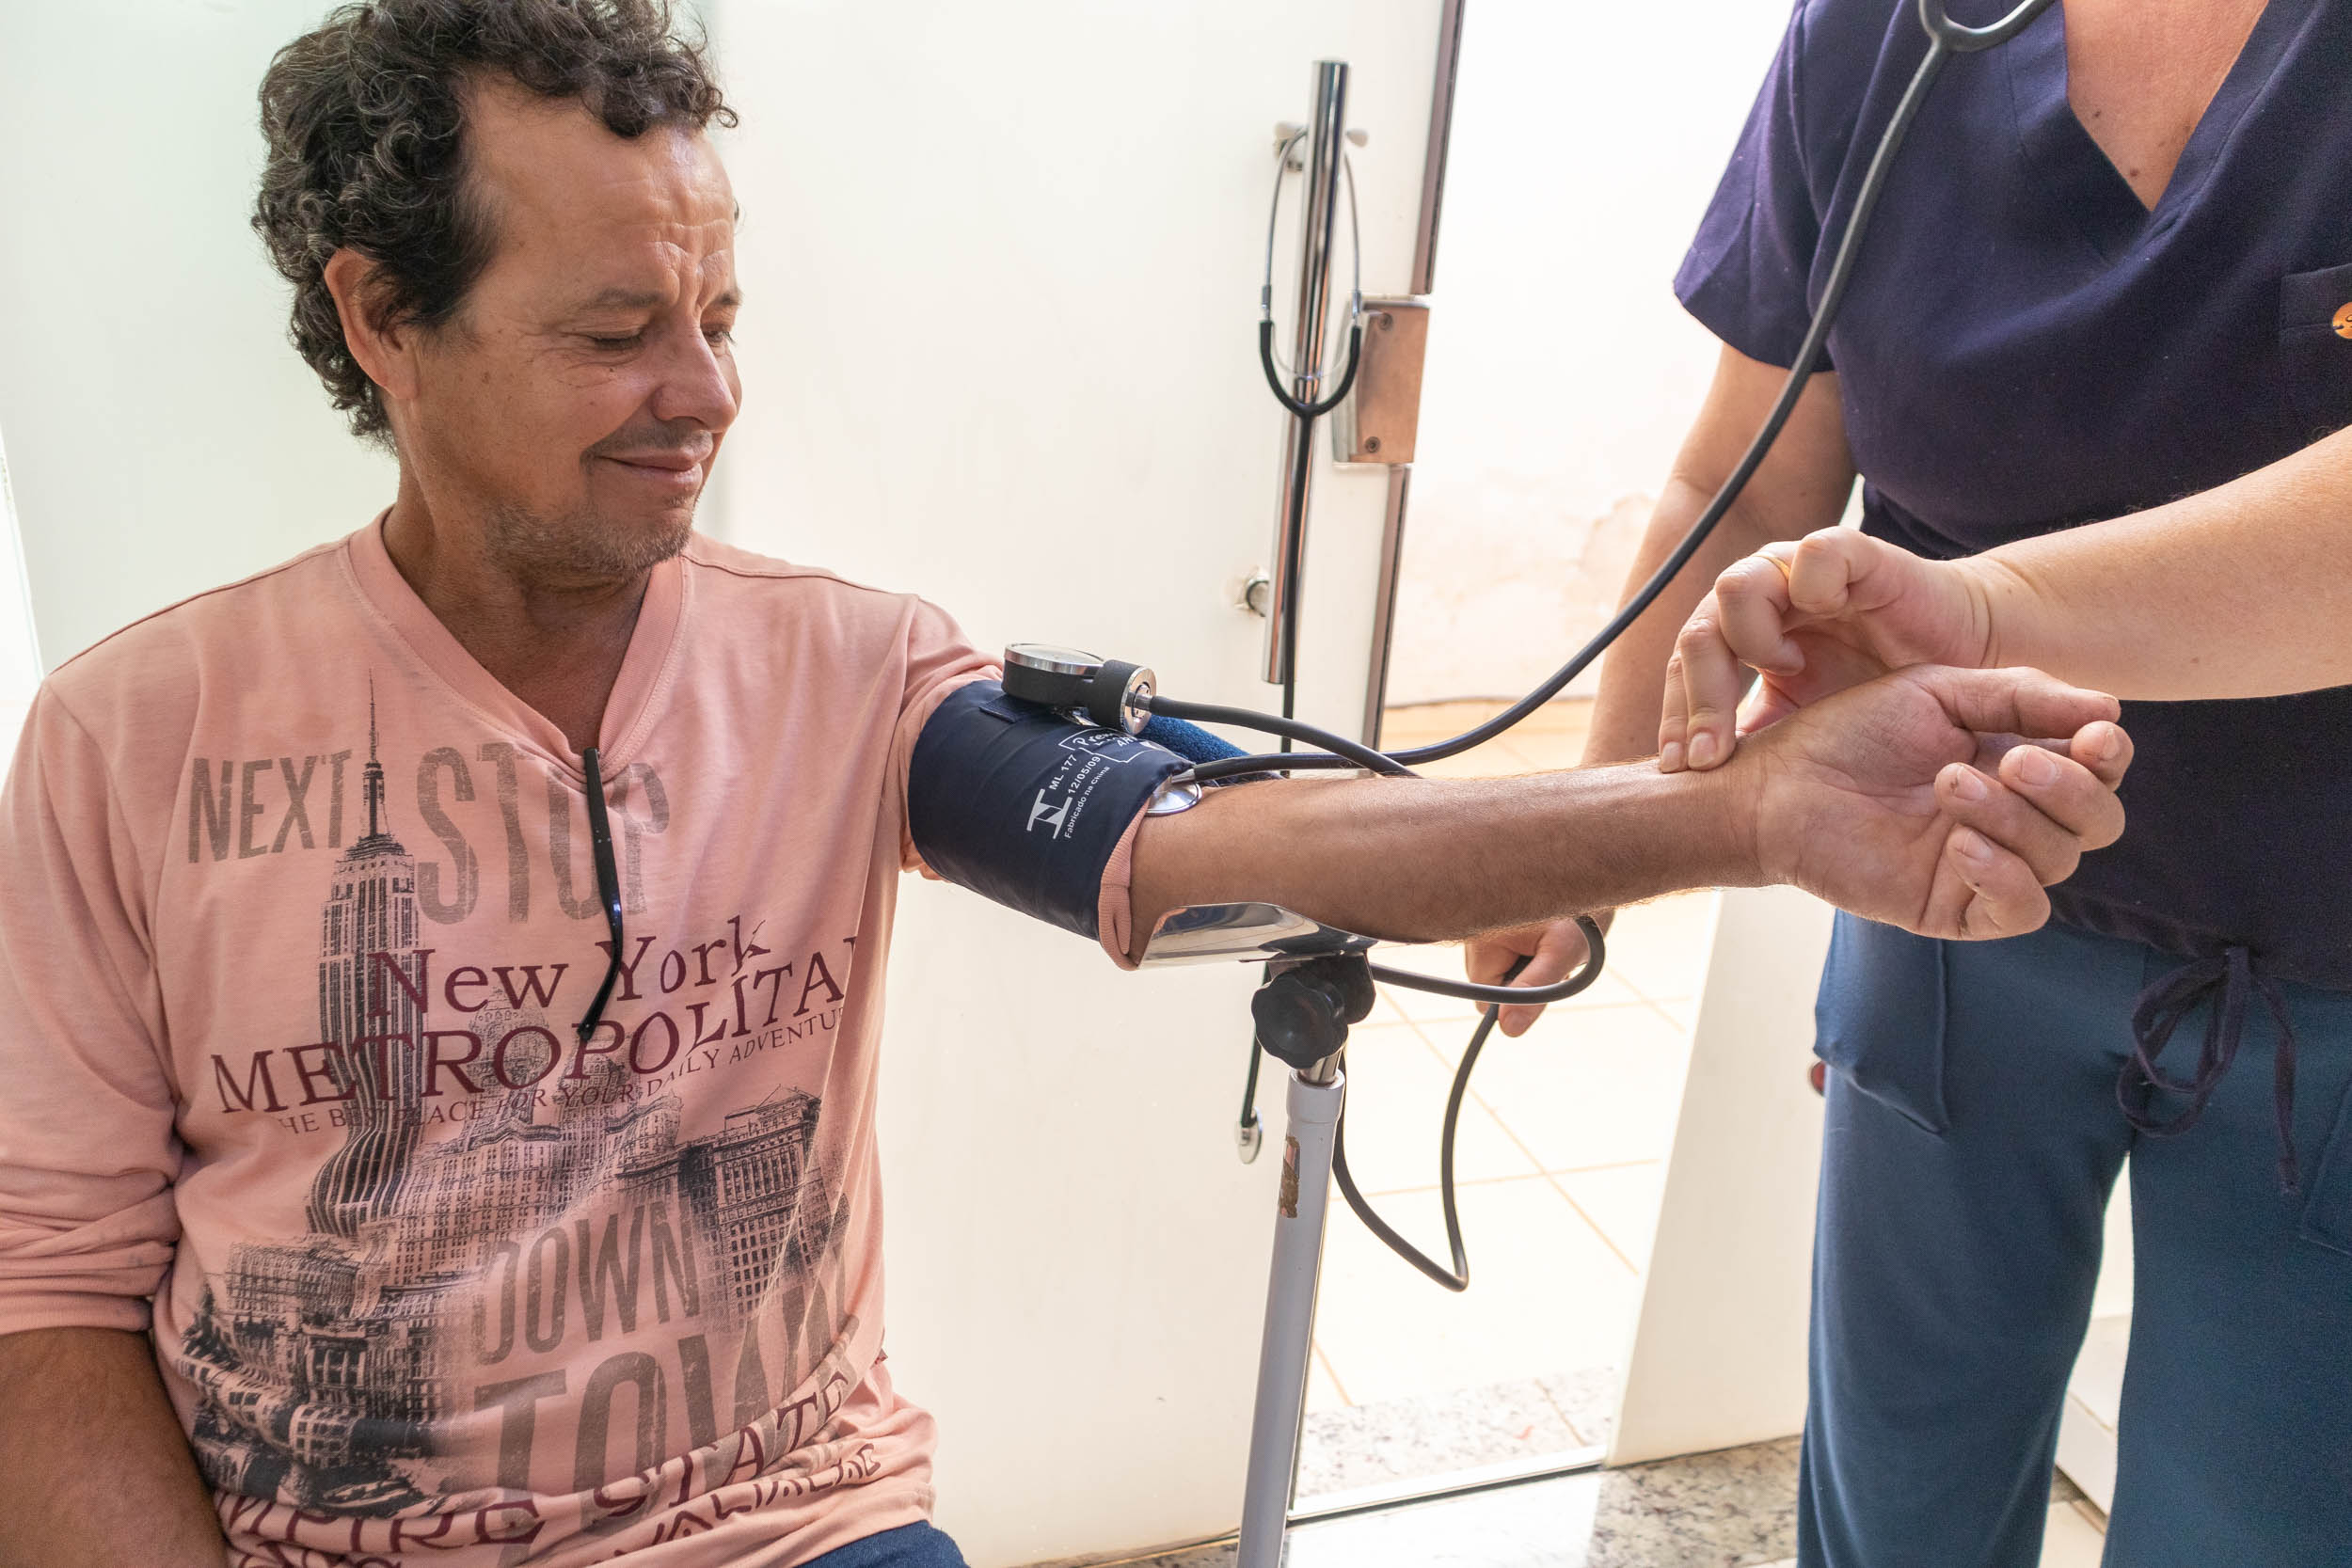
[1335,1022,1539,1194]
[1381,697,1590,736]
[1393,736,1536,779]
[1491,725,1589,773]
[1311,1176,1640,1407]
[1555,1161,1668,1273]
[1654,996,1701,1033]
[1467,1002,1692,1172]
[2040,1500,2107,1567]
[1498,992,1674,1061]
[1597,890,1722,1003]
[1305,1347,1348,1415]
[1376,700,1520,745]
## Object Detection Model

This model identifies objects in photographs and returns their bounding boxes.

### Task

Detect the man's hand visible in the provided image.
[1730,664,2129,941]
[1464,917,1595,1037]
[0,1326,227,1568]
[1660,528,1995,773]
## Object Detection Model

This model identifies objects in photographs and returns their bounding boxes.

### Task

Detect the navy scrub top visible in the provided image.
[1677,0,2352,990]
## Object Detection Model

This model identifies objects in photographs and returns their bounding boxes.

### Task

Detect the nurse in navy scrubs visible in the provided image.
[1576,0,2352,1563]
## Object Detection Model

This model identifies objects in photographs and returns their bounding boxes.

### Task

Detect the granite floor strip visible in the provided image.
[1040,1436,2092,1568]
[1082,1434,1800,1568]
[1295,1373,1587,1498]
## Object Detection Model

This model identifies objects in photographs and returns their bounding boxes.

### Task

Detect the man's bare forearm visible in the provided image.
[1127,761,1755,959]
[1973,421,2352,701]
[0,1326,224,1568]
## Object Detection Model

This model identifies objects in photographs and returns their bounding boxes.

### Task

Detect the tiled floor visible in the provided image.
[1303,700,1711,1496]
[1074,1446,2106,1568]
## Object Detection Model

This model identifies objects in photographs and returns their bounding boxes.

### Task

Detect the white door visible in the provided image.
[704,6,1448,1560]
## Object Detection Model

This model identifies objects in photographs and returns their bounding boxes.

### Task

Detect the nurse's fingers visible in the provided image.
[1736,677,1806,738]
[1922,827,2051,941]
[1780,527,1882,619]
[1710,545,1805,674]
[1660,593,1749,773]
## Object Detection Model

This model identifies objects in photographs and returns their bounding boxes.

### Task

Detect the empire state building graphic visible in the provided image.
[307,692,429,1237]
[178,688,851,1516]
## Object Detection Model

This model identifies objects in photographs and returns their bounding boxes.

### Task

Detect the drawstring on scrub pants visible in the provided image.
[2122,945,2303,1196]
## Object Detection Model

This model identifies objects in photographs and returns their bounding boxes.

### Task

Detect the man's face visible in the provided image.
[398,81,741,582]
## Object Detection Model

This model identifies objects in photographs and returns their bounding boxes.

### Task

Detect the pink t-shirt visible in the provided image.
[0,522,998,1565]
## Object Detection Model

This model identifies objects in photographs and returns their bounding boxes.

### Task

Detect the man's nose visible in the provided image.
[649,323,739,432]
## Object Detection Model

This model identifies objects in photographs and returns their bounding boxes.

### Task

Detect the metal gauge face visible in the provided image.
[1004,643,1103,678]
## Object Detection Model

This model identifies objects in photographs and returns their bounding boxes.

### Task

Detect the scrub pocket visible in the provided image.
[2296,1057,2352,1257]
[1814,911,1950,1134]
[2279,261,2352,442]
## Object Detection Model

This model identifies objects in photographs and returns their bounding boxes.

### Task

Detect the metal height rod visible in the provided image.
[1261,59,1351,687]
[1236,1064,1344,1567]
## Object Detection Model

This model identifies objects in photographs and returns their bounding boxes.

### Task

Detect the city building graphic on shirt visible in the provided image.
[176,701,851,1516]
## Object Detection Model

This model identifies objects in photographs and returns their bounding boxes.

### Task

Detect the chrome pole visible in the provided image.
[1261,59,1351,687]
[1235,1056,1344,1567]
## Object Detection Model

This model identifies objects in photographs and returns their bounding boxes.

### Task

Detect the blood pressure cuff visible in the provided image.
[909,681,1225,958]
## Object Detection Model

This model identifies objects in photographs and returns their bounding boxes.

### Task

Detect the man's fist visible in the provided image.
[1726,664,2130,941]
[1661,528,1996,773]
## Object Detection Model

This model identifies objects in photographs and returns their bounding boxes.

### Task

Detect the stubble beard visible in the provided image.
[480,497,695,588]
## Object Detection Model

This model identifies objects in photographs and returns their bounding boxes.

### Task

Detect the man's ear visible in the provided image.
[321,247,421,408]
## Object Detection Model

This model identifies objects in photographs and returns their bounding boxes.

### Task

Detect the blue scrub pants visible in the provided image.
[1799,916,2352,1568]
[805,1523,966,1568]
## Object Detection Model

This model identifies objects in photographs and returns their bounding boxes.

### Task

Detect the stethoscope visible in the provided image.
[1019,8,2071,1561]
[1005,0,2063,1299]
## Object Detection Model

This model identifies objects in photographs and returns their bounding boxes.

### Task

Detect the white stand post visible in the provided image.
[1236,1061,1344,1567]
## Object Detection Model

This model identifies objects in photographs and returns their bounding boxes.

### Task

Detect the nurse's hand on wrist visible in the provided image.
[1658,528,1997,774]
[1730,664,2131,942]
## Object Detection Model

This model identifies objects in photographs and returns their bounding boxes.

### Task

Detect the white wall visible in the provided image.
[704,5,1443,1560]
[1385,0,1794,705]
[1613,887,1828,1464]
[0,1,398,668]
[0,421,41,741]
[0,4,1444,1562]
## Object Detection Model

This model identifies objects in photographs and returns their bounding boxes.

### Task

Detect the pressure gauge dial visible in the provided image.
[1003,643,1156,735]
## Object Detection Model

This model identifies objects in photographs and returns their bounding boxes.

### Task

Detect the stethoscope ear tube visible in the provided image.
[1917,0,2058,53]
[1260,318,1361,421]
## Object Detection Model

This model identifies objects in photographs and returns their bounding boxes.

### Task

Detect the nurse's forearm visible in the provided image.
[1586,474,1783,764]
[1586,346,1855,767]
[1971,423,2352,700]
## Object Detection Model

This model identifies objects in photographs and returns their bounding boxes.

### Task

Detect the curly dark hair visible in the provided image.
[253,0,736,446]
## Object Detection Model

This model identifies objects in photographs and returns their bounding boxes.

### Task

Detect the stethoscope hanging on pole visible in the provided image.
[1258,126,1365,420]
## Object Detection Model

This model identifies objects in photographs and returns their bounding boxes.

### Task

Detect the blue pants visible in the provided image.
[806,1523,966,1568]
[1801,916,2352,1568]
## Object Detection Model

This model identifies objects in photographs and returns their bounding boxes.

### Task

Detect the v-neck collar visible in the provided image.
[2005,0,2299,261]
[342,514,689,780]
